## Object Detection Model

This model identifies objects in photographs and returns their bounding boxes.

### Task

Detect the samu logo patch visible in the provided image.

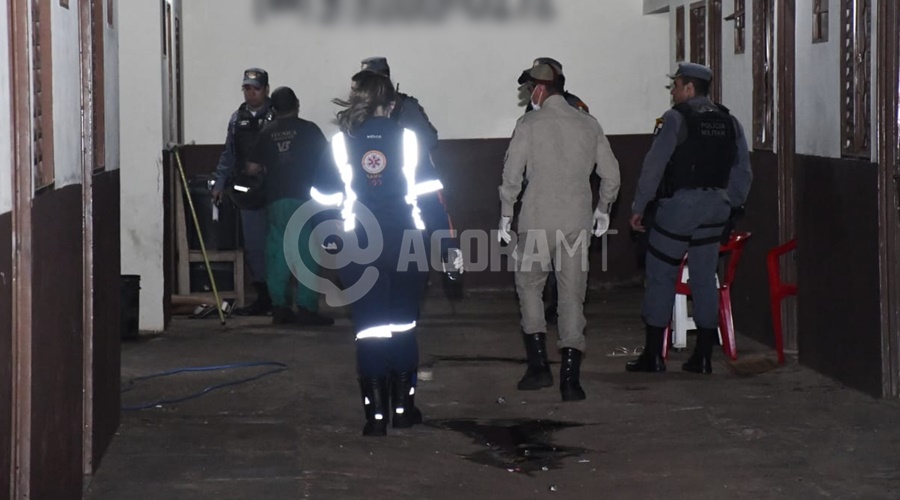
[361,150,387,175]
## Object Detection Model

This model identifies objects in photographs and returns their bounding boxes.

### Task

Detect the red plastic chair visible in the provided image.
[766,239,796,365]
[662,232,752,361]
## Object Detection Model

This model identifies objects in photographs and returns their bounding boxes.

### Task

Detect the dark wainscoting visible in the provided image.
[730,151,781,347]
[178,134,654,290]
[0,211,11,496]
[91,169,121,470]
[30,185,84,499]
[795,155,882,396]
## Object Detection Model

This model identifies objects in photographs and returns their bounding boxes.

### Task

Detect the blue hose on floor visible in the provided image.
[121,361,289,411]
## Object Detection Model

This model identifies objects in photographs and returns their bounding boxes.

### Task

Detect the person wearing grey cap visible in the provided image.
[517,57,590,113]
[499,63,621,402]
[211,67,274,316]
[516,57,592,327]
[626,62,752,375]
[244,86,333,326]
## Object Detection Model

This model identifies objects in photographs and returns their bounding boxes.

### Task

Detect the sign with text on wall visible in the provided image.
[254,0,556,24]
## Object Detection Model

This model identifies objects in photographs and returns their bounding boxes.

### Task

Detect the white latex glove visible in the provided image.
[446,248,465,274]
[497,216,512,244]
[592,209,610,237]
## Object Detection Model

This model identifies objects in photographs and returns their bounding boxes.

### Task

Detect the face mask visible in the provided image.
[530,87,542,111]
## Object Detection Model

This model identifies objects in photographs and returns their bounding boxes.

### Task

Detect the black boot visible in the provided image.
[271,306,296,325]
[234,282,272,316]
[559,348,586,401]
[626,325,667,372]
[517,332,554,390]
[359,377,389,437]
[391,371,423,428]
[682,328,715,374]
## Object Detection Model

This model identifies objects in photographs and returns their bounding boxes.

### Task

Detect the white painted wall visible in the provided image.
[669,0,754,147]
[795,0,840,157]
[119,0,167,332]
[182,0,670,142]
[0,0,12,214]
[645,0,670,15]
[721,2,755,143]
[51,1,83,188]
[105,0,121,171]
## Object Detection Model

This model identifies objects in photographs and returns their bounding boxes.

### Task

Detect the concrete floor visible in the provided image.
[86,288,900,500]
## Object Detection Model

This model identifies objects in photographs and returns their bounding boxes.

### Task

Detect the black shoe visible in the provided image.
[626,325,667,372]
[517,332,553,390]
[682,352,712,374]
[682,328,715,374]
[234,282,272,316]
[359,377,389,437]
[271,306,296,325]
[625,352,667,372]
[391,371,423,428]
[559,348,586,401]
[294,307,334,326]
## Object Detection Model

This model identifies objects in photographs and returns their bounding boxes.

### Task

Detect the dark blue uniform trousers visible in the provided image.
[642,189,732,330]
[340,227,429,378]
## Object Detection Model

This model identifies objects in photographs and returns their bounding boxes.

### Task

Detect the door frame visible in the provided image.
[776,0,797,349]
[79,0,96,475]
[9,0,33,495]
[876,0,900,398]
[708,0,723,102]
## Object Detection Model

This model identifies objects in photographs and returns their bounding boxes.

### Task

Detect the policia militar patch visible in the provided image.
[653,117,664,136]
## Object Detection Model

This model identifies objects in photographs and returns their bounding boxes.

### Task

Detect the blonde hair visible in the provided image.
[333,71,396,133]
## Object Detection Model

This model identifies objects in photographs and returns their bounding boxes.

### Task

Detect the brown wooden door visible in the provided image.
[877,0,900,398]
[708,0,723,102]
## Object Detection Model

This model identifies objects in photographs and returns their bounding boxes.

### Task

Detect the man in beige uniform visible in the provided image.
[499,63,621,401]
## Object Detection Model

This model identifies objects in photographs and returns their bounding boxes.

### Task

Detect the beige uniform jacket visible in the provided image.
[499,95,621,234]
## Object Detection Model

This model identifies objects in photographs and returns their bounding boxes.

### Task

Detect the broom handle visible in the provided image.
[172,146,226,325]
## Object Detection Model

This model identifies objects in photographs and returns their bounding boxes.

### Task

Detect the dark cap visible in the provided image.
[668,62,712,82]
[242,67,269,88]
[270,86,299,113]
[360,57,390,77]
[517,57,564,85]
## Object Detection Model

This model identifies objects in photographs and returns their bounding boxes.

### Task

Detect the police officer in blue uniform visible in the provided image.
[211,67,274,315]
[359,57,438,151]
[627,62,752,374]
[311,71,461,436]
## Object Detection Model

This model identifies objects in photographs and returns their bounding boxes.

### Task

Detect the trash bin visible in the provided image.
[184,175,239,251]
[121,275,141,340]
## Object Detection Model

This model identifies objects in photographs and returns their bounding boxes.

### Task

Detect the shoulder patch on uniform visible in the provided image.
[653,117,665,136]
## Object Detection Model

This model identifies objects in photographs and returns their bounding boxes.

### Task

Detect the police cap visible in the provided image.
[668,62,713,82]
[360,57,390,77]
[242,67,269,88]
